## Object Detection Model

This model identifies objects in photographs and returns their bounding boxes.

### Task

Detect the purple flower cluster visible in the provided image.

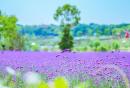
[0,51,130,82]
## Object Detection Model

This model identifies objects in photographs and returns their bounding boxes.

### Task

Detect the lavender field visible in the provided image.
[0,51,130,83]
[1,0,130,87]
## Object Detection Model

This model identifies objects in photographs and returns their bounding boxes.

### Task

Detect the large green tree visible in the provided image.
[54,4,80,51]
[0,12,24,50]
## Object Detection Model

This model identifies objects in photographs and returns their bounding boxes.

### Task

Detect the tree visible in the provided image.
[54,4,80,51]
[0,12,24,50]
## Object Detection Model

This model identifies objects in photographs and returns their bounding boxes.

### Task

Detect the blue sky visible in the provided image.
[0,0,130,25]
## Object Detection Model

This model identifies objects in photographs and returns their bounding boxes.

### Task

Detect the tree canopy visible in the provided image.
[54,4,80,26]
[0,12,24,50]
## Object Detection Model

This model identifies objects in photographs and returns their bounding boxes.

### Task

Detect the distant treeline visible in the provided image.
[19,23,130,37]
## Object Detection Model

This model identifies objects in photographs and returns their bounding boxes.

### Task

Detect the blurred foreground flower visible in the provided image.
[48,81,54,88]
[54,77,69,88]
[38,81,49,88]
[6,67,16,75]
[23,72,41,85]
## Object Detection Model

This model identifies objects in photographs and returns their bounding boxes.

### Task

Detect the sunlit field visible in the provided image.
[24,36,130,51]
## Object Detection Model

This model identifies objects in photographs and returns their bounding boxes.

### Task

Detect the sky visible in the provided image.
[0,0,130,25]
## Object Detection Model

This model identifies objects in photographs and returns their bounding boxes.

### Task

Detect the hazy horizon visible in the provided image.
[0,0,130,25]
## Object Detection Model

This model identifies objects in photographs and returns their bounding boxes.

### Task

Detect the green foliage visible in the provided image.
[54,4,81,51]
[94,40,101,48]
[90,39,101,51]
[112,28,123,36]
[73,46,88,51]
[59,25,74,50]
[96,44,110,51]
[9,34,25,50]
[80,47,88,51]
[31,43,39,51]
[19,23,130,37]
[0,12,24,50]
[16,35,128,51]
[54,4,80,25]
[112,40,120,50]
